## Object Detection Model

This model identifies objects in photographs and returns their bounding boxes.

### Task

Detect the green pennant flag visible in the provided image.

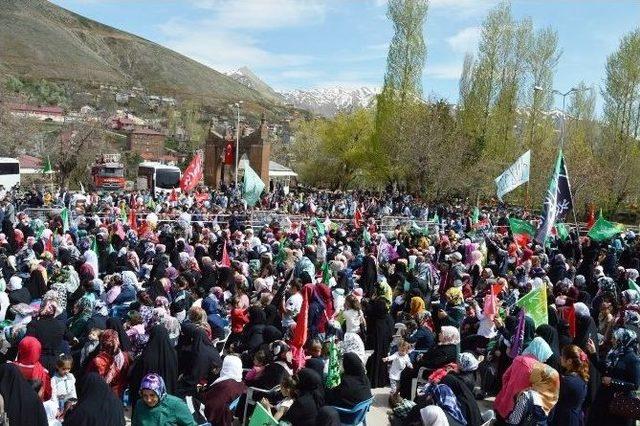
[60,208,70,233]
[242,161,265,207]
[629,279,640,293]
[274,239,286,267]
[306,225,315,245]
[363,227,371,244]
[42,155,52,173]
[472,206,480,224]
[314,218,326,236]
[328,220,339,232]
[248,402,278,426]
[587,211,625,242]
[146,198,156,211]
[325,338,341,389]
[516,286,548,328]
[555,223,570,241]
[322,262,331,284]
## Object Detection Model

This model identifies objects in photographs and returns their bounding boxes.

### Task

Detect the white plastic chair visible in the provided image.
[242,385,280,426]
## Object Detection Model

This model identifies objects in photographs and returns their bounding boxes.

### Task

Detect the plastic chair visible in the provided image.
[329,396,374,426]
[481,409,495,426]
[242,385,281,426]
[229,395,241,412]
[411,367,434,400]
[215,327,231,353]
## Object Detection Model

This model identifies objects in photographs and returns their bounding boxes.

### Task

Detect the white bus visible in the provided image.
[0,157,20,191]
[137,162,181,195]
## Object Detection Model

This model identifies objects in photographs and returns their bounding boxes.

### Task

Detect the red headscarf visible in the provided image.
[13,336,52,401]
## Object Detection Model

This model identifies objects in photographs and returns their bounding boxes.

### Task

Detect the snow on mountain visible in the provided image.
[279,86,379,117]
[225,67,284,104]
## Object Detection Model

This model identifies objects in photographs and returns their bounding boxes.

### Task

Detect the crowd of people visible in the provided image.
[0,183,638,426]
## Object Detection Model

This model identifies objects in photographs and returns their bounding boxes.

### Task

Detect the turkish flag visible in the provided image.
[224,143,234,165]
[354,209,363,229]
[128,209,138,233]
[221,241,231,267]
[179,152,203,192]
[586,205,596,229]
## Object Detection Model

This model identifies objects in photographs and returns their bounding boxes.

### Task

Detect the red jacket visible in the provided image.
[230,308,249,334]
[87,351,132,397]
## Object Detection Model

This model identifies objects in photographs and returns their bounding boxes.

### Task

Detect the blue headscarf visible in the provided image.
[427,383,467,425]
[522,336,554,362]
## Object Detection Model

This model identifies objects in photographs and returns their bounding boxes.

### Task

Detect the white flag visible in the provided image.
[495,150,531,201]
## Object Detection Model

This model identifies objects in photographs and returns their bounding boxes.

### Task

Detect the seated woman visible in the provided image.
[201,355,247,426]
[398,326,460,399]
[132,373,196,426]
[507,362,560,425]
[325,352,372,408]
[63,373,125,426]
[0,363,48,426]
[261,368,324,426]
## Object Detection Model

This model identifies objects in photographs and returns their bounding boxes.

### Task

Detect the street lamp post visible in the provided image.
[233,101,243,187]
[534,86,591,149]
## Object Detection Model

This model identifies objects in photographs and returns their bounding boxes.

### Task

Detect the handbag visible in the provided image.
[608,391,640,419]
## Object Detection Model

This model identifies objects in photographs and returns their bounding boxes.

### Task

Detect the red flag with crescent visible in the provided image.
[179,152,203,192]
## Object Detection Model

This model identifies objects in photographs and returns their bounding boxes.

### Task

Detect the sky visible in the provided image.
[51,0,639,110]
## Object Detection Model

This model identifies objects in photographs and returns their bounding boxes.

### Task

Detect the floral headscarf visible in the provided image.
[457,352,479,372]
[439,326,460,345]
[100,329,126,384]
[606,328,638,368]
[140,373,167,403]
[445,287,464,305]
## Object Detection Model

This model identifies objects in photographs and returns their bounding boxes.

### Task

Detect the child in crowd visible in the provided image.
[51,354,77,413]
[229,297,249,346]
[245,350,266,381]
[343,294,366,337]
[383,339,413,395]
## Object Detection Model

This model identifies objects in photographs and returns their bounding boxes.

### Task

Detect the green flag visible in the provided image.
[42,156,52,173]
[274,239,286,268]
[509,218,536,236]
[363,227,371,245]
[314,218,326,236]
[60,208,70,233]
[555,223,570,241]
[306,226,315,245]
[322,262,331,284]
[248,402,278,426]
[472,207,480,224]
[629,279,640,293]
[325,338,341,389]
[587,211,625,242]
[242,161,265,207]
[516,286,548,328]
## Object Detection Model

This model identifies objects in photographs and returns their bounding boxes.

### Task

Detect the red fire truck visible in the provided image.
[90,154,126,191]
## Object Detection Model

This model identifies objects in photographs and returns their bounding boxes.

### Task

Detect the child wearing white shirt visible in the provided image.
[383,340,413,395]
[51,355,77,412]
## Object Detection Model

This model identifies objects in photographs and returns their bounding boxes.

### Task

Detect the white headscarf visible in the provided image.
[213,355,243,385]
[421,406,448,426]
[7,276,22,291]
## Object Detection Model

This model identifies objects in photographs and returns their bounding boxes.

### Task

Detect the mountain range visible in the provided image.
[225,68,378,117]
[0,0,377,118]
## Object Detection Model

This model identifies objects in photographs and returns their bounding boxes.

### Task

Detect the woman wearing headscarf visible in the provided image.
[132,373,196,426]
[0,363,47,426]
[201,294,226,340]
[536,324,561,359]
[86,329,131,397]
[439,287,465,328]
[420,383,467,426]
[7,275,31,305]
[398,326,460,399]
[68,297,94,341]
[25,261,48,300]
[523,336,559,371]
[325,352,372,408]
[246,340,293,390]
[129,325,178,410]
[237,306,266,360]
[12,336,53,401]
[365,297,395,388]
[176,322,222,398]
[26,299,73,372]
[201,355,247,426]
[63,372,125,426]
[587,328,640,426]
[506,362,560,425]
[457,352,480,393]
[410,296,426,319]
[280,368,324,426]
[105,317,132,353]
[494,349,544,420]
[420,405,450,426]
